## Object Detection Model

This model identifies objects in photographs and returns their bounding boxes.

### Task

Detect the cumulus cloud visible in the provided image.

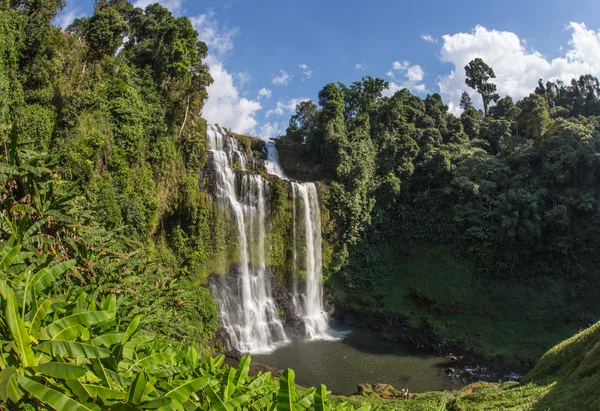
[299,64,313,79]
[258,88,272,99]
[406,65,425,82]
[392,61,409,71]
[437,23,600,114]
[133,0,183,13]
[192,12,262,134]
[202,63,262,133]
[235,71,251,86]
[384,61,428,96]
[272,70,291,85]
[266,98,311,118]
[421,34,437,43]
[259,122,286,139]
[355,63,366,70]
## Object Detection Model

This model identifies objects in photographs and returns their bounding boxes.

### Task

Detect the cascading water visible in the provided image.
[264,142,331,339]
[206,125,287,353]
[264,142,286,178]
[291,182,330,338]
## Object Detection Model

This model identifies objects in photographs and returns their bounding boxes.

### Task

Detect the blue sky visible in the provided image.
[57,0,600,138]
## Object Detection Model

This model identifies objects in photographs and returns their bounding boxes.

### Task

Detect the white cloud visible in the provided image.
[258,88,272,99]
[259,122,286,139]
[272,70,291,85]
[54,3,85,29]
[266,98,311,118]
[437,23,600,114]
[421,34,437,43]
[235,71,251,86]
[355,63,366,70]
[191,12,238,59]
[384,61,428,96]
[202,63,262,133]
[193,12,262,134]
[299,64,313,79]
[392,61,409,71]
[133,0,183,13]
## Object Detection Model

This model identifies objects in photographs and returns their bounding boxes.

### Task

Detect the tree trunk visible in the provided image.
[179,96,190,137]
[77,61,87,91]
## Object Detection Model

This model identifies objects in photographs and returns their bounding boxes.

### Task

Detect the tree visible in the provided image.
[287,100,318,143]
[518,93,551,144]
[84,7,128,61]
[460,91,473,110]
[461,105,482,140]
[464,58,499,116]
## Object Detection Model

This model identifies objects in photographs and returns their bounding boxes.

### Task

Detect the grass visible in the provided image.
[330,235,593,366]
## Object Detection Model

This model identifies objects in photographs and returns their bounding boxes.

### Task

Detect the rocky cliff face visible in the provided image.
[200,126,334,351]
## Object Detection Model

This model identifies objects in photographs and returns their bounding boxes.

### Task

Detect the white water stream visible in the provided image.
[264,142,331,339]
[207,125,287,353]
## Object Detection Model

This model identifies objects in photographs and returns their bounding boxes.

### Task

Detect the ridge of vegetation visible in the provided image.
[276,58,600,365]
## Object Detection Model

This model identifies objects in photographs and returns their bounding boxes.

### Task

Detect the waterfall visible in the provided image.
[292,182,330,339]
[264,143,331,339]
[206,124,287,353]
[264,142,287,178]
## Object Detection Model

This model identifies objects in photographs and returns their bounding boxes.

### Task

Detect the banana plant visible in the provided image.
[0,131,375,411]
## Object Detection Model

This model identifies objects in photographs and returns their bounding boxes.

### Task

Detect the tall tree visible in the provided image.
[464,58,499,116]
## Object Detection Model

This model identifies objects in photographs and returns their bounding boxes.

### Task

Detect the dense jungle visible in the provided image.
[0,1,599,409]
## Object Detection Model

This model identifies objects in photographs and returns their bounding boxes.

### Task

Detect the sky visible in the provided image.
[56,0,600,139]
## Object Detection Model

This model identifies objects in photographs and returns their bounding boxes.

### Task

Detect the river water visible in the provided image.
[254,327,457,395]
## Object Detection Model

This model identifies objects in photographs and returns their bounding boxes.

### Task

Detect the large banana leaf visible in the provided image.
[295,387,316,411]
[315,384,329,411]
[0,243,21,270]
[140,397,173,409]
[91,331,127,347]
[36,340,110,358]
[18,375,96,411]
[124,352,175,376]
[6,289,36,366]
[83,384,128,401]
[65,378,92,400]
[28,259,77,294]
[51,324,89,341]
[37,309,115,340]
[128,370,147,404]
[104,368,132,388]
[32,362,86,379]
[249,392,275,411]
[246,372,276,397]
[164,376,210,402]
[277,369,296,411]
[203,382,230,411]
[233,354,251,389]
[0,367,23,403]
[185,346,199,369]
[29,297,53,335]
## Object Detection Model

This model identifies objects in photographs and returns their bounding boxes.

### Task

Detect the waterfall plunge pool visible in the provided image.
[253,326,460,396]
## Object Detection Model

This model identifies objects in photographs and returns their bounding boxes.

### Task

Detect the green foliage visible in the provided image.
[84,6,129,61]
[278,61,600,368]
[0,203,365,411]
[464,58,499,116]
